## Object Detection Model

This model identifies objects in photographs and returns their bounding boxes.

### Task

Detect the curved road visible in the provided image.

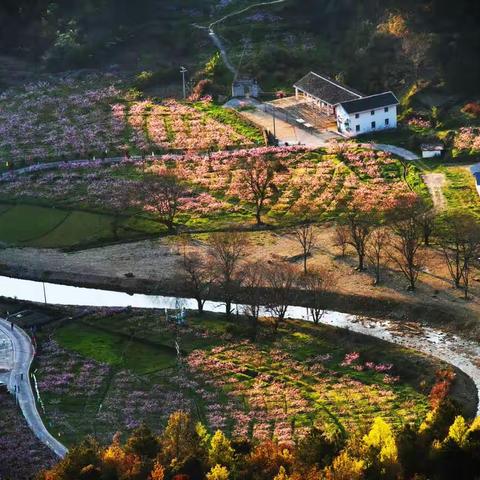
[0,318,67,458]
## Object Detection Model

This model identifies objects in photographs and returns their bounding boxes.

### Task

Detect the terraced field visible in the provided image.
[0,143,425,248]
[32,310,467,447]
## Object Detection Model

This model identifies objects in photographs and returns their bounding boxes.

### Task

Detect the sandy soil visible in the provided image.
[1,226,479,338]
[423,172,447,211]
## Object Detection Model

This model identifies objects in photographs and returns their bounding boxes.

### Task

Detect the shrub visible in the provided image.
[462,102,480,118]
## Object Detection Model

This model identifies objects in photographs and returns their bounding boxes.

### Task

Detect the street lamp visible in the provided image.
[180,66,188,99]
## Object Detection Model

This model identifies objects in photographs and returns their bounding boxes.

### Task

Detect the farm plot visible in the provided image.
[0,75,261,166]
[32,310,458,448]
[2,143,422,246]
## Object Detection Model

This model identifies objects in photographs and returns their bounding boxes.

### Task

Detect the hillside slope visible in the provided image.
[0,1,479,96]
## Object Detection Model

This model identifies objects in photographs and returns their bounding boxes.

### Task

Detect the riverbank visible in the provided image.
[0,247,476,341]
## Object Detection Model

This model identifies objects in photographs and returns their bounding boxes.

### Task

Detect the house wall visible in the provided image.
[336,105,398,137]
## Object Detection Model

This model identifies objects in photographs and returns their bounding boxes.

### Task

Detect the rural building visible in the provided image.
[293,72,399,137]
[421,142,444,158]
[470,164,480,198]
[232,78,261,98]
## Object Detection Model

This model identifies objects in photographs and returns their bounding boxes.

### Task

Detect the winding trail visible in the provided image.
[0,317,68,458]
[423,172,447,211]
[194,0,287,77]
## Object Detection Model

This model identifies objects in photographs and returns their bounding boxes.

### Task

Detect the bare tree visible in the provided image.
[389,216,424,291]
[420,208,435,247]
[437,212,480,299]
[293,223,317,274]
[333,224,349,257]
[207,231,248,320]
[265,262,298,332]
[301,267,336,324]
[180,239,212,314]
[342,208,376,271]
[238,156,275,226]
[241,262,266,340]
[366,227,390,285]
[140,174,183,232]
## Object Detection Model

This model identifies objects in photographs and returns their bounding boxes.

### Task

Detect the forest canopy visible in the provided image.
[1,0,479,94]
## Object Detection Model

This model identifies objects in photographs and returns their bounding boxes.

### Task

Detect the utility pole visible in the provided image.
[272,108,277,141]
[180,66,188,99]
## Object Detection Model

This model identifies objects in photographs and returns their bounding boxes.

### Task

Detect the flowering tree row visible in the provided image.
[453,127,480,156]
[3,144,416,229]
[34,315,428,448]
[0,76,256,165]
[123,99,253,151]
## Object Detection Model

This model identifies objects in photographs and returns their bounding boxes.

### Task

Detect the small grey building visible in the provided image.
[232,78,261,98]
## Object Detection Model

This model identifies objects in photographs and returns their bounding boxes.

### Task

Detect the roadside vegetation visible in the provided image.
[0,387,56,478]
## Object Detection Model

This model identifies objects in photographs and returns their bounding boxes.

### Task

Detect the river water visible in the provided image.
[1,275,479,414]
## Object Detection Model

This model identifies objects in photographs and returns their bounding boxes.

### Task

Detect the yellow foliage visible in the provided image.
[206,464,230,480]
[378,13,409,38]
[208,430,235,468]
[324,451,365,480]
[103,443,127,464]
[149,461,165,480]
[448,416,468,446]
[468,417,480,433]
[363,418,398,464]
[273,466,290,480]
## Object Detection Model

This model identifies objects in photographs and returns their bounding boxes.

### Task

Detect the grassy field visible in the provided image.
[415,159,480,216]
[0,203,165,249]
[33,309,460,447]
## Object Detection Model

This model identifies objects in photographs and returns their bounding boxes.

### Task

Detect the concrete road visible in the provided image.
[0,318,67,458]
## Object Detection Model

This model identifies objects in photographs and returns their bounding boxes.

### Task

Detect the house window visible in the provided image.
[355,113,360,119]
[371,110,375,115]
[371,121,376,129]
[385,118,390,126]
[384,107,389,113]
[356,125,360,132]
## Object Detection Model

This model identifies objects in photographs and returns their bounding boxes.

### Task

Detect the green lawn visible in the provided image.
[414,160,480,216]
[55,323,177,373]
[0,202,169,249]
[0,204,69,243]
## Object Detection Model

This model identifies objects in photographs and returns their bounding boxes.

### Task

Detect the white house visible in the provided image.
[293,72,399,137]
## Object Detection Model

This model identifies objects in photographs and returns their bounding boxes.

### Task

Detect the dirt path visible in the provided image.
[423,172,447,211]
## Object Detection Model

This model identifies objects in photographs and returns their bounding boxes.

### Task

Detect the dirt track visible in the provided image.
[423,172,447,211]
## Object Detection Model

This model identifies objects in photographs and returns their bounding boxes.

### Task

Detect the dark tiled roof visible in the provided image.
[294,72,362,105]
[340,92,399,114]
